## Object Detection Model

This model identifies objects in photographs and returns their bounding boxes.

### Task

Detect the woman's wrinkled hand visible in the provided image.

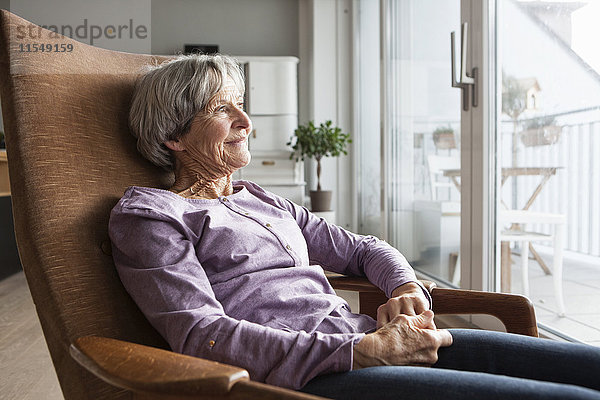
[377,282,430,328]
[353,310,453,369]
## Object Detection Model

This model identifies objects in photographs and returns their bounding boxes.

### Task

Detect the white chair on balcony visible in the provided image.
[427,155,461,284]
[427,156,567,316]
[499,210,567,317]
[427,155,460,201]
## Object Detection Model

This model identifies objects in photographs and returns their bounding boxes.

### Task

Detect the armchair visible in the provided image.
[0,10,537,400]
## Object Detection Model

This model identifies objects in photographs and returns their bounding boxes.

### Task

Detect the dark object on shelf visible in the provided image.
[184,44,219,55]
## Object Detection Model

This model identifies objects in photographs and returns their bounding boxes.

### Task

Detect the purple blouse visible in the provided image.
[109,180,425,389]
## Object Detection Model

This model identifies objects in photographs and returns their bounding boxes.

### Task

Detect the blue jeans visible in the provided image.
[300,329,600,400]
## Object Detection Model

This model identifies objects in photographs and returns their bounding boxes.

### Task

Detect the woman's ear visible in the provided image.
[164,139,185,152]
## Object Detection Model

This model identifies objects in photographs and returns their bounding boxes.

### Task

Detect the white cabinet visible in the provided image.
[243,154,300,184]
[235,56,305,205]
[245,61,297,115]
[249,115,297,152]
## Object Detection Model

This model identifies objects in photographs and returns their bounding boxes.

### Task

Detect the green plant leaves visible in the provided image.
[287,120,352,162]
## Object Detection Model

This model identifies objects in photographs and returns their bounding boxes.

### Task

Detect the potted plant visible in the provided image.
[520,116,561,147]
[288,120,351,212]
[432,126,456,149]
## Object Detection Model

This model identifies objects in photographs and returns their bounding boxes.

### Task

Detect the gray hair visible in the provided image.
[129,54,245,170]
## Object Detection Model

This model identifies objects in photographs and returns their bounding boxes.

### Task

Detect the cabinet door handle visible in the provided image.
[262,160,275,166]
[252,129,257,138]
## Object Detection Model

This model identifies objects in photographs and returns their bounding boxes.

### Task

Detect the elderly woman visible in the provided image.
[109,54,600,400]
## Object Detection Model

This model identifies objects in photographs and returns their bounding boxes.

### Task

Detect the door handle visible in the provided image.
[451,22,478,111]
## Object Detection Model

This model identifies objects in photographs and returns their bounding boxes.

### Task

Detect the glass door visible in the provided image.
[357,0,491,292]
[380,0,463,286]
[495,0,600,344]
[358,0,600,342]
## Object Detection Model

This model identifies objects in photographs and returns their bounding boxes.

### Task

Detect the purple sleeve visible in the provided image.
[249,183,431,304]
[296,208,427,300]
[108,204,363,390]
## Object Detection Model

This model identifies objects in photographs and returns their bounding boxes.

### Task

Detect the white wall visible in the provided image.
[3,0,298,56]
[299,0,354,230]
[354,0,381,236]
[9,0,152,53]
[151,0,298,56]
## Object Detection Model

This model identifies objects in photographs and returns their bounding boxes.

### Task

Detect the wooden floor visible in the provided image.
[0,272,63,400]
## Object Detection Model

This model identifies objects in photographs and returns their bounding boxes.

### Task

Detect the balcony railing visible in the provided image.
[501,107,600,258]
[414,107,600,258]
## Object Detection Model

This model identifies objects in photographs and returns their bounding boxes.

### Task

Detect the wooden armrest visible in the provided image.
[328,276,538,337]
[70,336,248,396]
[70,336,325,399]
[430,287,538,337]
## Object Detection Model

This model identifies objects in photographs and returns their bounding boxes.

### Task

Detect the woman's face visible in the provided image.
[174,76,252,177]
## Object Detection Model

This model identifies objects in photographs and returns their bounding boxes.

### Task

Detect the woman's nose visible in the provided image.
[233,107,252,130]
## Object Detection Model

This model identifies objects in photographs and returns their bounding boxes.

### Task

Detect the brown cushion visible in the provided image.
[0,10,176,400]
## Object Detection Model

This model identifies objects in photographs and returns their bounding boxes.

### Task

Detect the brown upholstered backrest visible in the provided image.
[0,11,176,400]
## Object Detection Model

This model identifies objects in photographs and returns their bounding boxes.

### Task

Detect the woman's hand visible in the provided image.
[377,282,430,328]
[353,311,452,369]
